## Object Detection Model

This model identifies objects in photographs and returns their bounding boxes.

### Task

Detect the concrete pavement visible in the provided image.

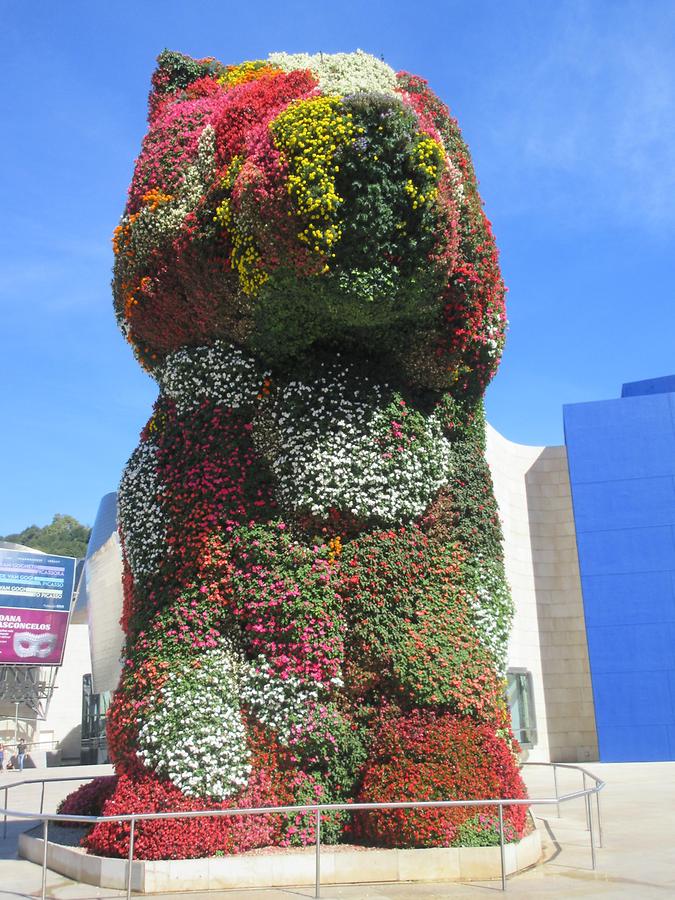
[0,761,673,899]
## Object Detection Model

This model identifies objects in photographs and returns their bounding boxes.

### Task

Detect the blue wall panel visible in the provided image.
[622,375,675,398]
[581,573,675,627]
[587,624,675,674]
[571,478,675,532]
[575,527,675,576]
[595,726,671,762]
[564,380,675,762]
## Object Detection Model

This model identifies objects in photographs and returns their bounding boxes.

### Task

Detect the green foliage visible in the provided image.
[418,399,513,672]
[250,95,453,367]
[448,442,503,560]
[153,50,222,95]
[286,774,347,846]
[283,701,368,845]
[453,814,519,847]
[340,528,504,724]
[422,400,503,562]
[291,701,368,798]
[2,514,91,558]
[336,95,448,276]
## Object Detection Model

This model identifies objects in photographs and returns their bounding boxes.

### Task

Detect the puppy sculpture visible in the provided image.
[84,50,527,858]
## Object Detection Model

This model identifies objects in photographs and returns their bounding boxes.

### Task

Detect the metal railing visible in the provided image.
[522,760,604,859]
[1,762,604,900]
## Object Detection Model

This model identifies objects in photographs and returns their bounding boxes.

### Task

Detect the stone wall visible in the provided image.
[486,425,598,762]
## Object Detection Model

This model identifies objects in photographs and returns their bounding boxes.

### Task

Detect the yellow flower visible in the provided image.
[217,60,282,88]
[270,96,357,266]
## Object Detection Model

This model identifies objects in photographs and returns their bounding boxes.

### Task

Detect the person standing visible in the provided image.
[17,740,26,771]
[0,742,4,772]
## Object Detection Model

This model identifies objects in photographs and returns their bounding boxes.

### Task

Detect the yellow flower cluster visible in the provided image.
[404,135,444,210]
[217,60,281,89]
[145,407,167,436]
[112,190,173,256]
[271,97,358,263]
[141,188,174,211]
[112,220,133,257]
[327,534,343,562]
[120,275,151,349]
[214,158,268,296]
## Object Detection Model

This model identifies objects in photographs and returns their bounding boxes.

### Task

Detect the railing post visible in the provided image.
[582,771,590,830]
[596,787,603,848]
[553,764,561,818]
[40,780,46,815]
[41,818,48,900]
[498,803,506,891]
[586,794,596,870]
[314,807,321,899]
[126,817,136,900]
[3,785,7,838]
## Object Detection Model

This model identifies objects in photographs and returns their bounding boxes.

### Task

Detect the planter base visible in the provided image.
[19,827,542,892]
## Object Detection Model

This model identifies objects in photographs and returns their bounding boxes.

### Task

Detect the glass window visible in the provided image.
[507,669,537,748]
[81,674,111,764]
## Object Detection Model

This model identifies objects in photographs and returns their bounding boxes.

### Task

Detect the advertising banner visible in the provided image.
[0,548,77,666]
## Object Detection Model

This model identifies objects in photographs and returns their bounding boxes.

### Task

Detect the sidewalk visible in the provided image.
[0,762,674,898]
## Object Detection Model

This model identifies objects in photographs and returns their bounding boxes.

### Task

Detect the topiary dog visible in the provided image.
[85,50,527,859]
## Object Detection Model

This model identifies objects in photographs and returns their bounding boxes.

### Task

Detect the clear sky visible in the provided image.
[2,0,674,534]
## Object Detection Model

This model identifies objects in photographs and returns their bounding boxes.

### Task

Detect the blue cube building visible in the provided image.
[564,377,675,762]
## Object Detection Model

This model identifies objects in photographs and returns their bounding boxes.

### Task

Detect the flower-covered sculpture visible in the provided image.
[83,49,527,859]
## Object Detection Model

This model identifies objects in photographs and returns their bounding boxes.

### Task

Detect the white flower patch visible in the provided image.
[254,363,452,524]
[482,308,507,360]
[464,556,514,675]
[118,125,217,270]
[156,339,270,414]
[137,647,252,801]
[240,656,323,744]
[269,49,398,97]
[118,440,167,580]
[445,156,465,212]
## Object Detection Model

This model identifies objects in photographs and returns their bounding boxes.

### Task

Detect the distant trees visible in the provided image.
[1,514,91,559]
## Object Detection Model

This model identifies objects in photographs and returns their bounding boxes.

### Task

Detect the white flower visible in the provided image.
[253,362,452,524]
[118,440,167,579]
[136,645,251,801]
[240,656,324,744]
[464,555,514,675]
[268,49,397,96]
[157,340,270,414]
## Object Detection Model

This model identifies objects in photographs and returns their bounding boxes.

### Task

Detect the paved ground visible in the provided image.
[0,761,673,898]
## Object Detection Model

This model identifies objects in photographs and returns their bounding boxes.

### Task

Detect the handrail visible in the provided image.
[1,761,604,900]
[522,760,605,854]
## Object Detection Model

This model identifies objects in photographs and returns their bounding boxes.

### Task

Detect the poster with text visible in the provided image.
[0,548,77,666]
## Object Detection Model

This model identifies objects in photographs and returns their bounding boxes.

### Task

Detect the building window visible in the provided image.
[81,674,111,764]
[507,669,537,748]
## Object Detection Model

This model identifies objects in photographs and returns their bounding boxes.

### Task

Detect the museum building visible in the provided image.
[3,376,673,766]
[492,374,675,763]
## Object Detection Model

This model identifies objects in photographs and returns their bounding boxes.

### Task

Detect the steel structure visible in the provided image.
[0,665,58,719]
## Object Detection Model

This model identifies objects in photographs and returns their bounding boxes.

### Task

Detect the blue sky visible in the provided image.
[1,0,674,533]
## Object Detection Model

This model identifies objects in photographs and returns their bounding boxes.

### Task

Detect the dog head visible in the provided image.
[114,50,505,401]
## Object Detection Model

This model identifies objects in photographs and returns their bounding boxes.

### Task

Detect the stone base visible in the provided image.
[19,826,541,892]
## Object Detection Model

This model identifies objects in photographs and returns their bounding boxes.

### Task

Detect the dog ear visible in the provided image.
[148,50,223,121]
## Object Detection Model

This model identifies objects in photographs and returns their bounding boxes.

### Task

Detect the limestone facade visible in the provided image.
[486,424,598,762]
